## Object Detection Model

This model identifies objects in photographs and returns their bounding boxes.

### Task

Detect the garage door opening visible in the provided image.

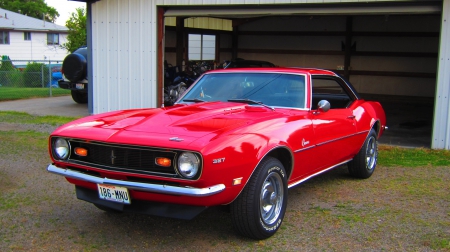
[161,3,441,147]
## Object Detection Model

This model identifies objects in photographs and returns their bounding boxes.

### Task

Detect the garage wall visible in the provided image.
[221,14,440,97]
[91,0,158,114]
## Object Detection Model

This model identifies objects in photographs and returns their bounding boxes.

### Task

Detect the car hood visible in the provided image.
[53,102,286,148]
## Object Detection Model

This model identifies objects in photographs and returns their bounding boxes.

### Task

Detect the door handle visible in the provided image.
[347,115,356,119]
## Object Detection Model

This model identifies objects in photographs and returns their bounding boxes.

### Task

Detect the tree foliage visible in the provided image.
[0,0,59,23]
[61,7,87,53]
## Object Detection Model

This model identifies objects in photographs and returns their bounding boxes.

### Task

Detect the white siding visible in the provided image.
[91,0,158,114]
[432,0,450,149]
[0,31,68,61]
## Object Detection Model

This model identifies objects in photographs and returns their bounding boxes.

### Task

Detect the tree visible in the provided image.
[61,7,87,53]
[0,0,59,23]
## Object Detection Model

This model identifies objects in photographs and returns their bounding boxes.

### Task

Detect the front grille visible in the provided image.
[67,140,178,176]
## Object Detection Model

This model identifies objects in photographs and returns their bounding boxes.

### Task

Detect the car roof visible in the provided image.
[206,67,338,76]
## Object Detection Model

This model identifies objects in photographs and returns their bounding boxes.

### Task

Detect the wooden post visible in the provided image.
[176,17,185,67]
[157,7,165,107]
[344,16,353,80]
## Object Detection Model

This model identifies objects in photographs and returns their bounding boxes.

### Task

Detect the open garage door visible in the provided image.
[161,1,442,147]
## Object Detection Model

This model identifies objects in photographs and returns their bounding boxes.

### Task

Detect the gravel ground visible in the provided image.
[0,123,449,251]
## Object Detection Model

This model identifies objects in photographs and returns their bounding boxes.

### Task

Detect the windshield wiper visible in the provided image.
[227,99,274,111]
[183,98,206,103]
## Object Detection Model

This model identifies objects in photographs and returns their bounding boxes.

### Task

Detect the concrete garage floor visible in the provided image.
[0,95,433,148]
[363,95,434,148]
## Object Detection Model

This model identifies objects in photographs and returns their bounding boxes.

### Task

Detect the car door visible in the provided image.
[310,76,359,170]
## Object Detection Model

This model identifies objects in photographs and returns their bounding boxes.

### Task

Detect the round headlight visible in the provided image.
[177,152,200,179]
[54,138,70,160]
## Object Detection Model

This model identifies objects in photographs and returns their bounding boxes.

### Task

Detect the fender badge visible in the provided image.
[169,137,184,142]
[302,138,310,147]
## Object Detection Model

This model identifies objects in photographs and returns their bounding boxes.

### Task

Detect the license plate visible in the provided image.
[76,83,84,89]
[97,184,131,204]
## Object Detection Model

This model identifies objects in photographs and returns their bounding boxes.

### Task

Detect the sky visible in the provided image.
[45,0,86,26]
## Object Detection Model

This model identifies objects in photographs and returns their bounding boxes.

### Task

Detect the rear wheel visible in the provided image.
[231,157,287,240]
[71,90,88,104]
[348,129,378,179]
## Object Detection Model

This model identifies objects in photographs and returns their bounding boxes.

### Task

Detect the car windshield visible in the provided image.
[180,72,307,109]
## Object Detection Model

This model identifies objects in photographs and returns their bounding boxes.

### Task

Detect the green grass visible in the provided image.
[0,111,79,125]
[378,145,450,167]
[0,87,71,101]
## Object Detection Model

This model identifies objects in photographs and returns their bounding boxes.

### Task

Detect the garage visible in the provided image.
[83,0,449,149]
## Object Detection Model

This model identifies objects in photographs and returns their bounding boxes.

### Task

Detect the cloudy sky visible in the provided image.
[45,0,86,26]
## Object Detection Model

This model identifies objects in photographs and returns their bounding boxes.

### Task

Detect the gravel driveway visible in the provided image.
[0,122,449,251]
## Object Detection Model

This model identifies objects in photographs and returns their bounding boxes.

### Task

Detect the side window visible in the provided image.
[311,77,354,109]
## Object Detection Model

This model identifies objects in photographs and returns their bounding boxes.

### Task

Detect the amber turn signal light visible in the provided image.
[232,177,243,186]
[74,147,88,157]
[155,157,171,167]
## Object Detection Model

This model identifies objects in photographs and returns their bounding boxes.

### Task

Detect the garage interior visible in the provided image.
[162,2,441,148]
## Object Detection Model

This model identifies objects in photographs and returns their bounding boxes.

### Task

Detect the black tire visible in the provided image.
[348,129,378,179]
[93,203,123,213]
[71,90,88,104]
[231,157,287,240]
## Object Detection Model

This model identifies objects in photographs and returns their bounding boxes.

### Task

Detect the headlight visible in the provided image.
[53,138,70,160]
[177,152,200,179]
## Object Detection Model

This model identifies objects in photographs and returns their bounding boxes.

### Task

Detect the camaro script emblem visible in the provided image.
[302,138,310,147]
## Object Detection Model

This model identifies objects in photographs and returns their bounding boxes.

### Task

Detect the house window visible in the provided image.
[24,32,31,41]
[0,31,9,44]
[47,33,59,45]
[188,34,215,60]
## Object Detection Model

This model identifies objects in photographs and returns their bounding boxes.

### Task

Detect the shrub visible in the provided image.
[0,57,17,87]
[23,63,51,88]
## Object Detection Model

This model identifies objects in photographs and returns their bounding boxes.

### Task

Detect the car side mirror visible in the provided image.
[317,100,330,113]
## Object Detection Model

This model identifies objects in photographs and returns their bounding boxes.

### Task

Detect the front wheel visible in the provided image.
[231,157,287,240]
[348,129,378,179]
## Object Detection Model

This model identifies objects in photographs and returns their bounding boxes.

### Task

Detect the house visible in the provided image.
[69,0,450,149]
[0,8,69,62]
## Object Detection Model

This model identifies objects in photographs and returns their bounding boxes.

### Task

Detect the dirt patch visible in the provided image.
[0,128,449,251]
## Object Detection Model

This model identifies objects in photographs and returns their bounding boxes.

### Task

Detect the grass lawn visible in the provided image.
[0,87,71,101]
[0,111,449,251]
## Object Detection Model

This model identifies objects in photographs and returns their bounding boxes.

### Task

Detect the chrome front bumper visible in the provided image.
[47,164,225,197]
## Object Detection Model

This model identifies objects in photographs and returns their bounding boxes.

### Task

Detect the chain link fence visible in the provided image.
[0,57,70,101]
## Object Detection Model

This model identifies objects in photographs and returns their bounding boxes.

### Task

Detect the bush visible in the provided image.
[0,58,17,87]
[23,63,51,88]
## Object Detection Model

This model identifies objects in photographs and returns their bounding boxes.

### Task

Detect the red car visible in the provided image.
[47,68,386,240]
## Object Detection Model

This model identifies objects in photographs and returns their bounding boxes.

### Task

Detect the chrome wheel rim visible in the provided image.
[260,170,284,225]
[365,136,378,171]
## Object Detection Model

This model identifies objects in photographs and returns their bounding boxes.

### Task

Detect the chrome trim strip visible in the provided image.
[294,145,315,153]
[288,159,352,189]
[293,130,368,153]
[316,130,369,147]
[47,164,225,197]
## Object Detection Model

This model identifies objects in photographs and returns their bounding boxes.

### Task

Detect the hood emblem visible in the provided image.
[110,150,116,164]
[169,137,184,142]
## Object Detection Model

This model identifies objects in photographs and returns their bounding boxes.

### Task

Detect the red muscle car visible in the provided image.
[47,67,386,240]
